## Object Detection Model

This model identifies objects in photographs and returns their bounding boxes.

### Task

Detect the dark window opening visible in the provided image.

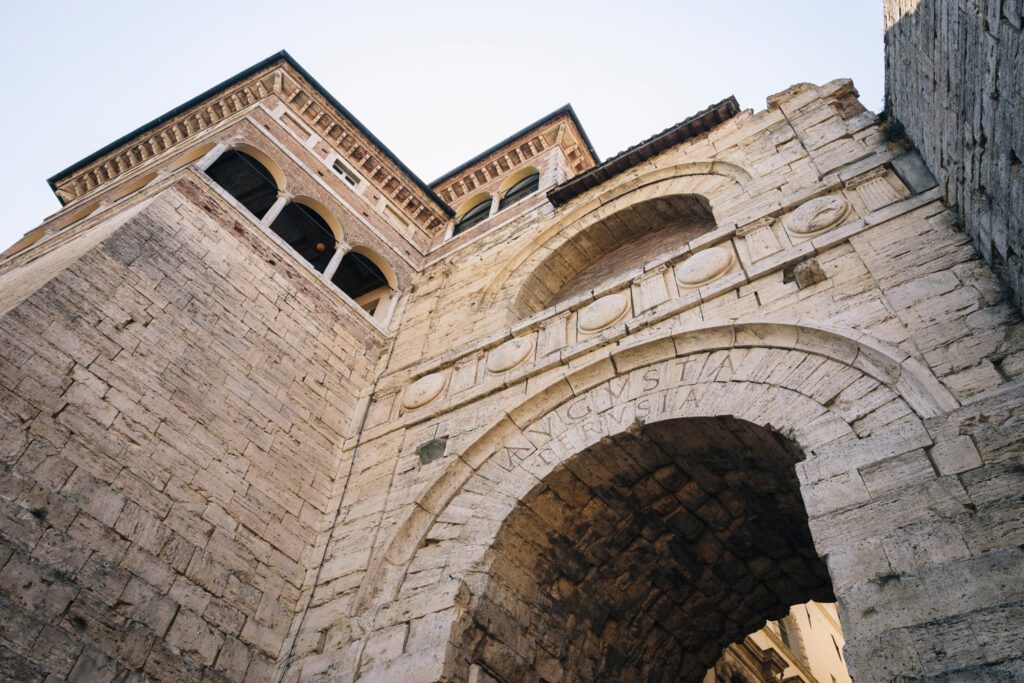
[498,171,540,211]
[268,203,336,272]
[332,159,359,187]
[453,198,492,236]
[205,150,279,218]
[332,251,389,300]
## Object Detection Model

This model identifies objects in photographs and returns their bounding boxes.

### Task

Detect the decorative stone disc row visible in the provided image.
[403,337,536,409]
[401,194,851,410]
[785,195,850,236]
[578,291,630,332]
[485,337,534,373]
[676,247,735,288]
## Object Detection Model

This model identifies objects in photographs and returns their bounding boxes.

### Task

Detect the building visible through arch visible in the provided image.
[0,47,1022,683]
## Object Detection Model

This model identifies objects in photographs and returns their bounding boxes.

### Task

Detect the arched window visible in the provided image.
[498,171,540,211]
[331,250,393,319]
[205,150,279,219]
[453,196,493,236]
[268,203,337,272]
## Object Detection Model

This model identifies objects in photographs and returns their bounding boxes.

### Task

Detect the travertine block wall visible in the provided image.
[288,80,1024,682]
[884,0,1024,311]
[0,177,380,680]
[2,58,1023,682]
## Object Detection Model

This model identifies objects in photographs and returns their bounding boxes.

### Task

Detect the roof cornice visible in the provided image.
[47,51,454,223]
[546,96,741,207]
[429,104,599,188]
[431,106,599,208]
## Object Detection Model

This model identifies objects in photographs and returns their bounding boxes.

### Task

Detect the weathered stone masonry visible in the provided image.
[885,0,1024,310]
[1,50,1023,682]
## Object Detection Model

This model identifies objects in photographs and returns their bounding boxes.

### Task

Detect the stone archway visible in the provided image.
[358,321,958,613]
[480,161,754,317]
[450,416,833,682]
[350,322,969,682]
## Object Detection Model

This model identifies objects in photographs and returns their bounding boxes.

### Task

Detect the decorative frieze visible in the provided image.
[50,61,449,236]
[676,247,735,288]
[633,265,676,312]
[365,178,953,439]
[785,195,851,236]
[538,313,573,357]
[449,353,482,395]
[366,388,399,426]
[578,292,631,333]
[737,217,782,262]
[402,373,448,409]
[486,337,535,373]
[845,167,902,211]
[433,114,596,205]
[52,74,273,204]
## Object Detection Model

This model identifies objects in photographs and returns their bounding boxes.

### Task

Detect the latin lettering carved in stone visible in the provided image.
[786,195,850,236]
[486,337,534,373]
[578,292,630,332]
[676,246,735,288]
[402,373,447,409]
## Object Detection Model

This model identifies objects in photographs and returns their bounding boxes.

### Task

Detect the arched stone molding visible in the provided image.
[482,161,753,318]
[497,165,541,196]
[346,243,403,291]
[179,141,221,172]
[226,141,289,192]
[288,194,346,242]
[454,192,495,220]
[355,319,959,612]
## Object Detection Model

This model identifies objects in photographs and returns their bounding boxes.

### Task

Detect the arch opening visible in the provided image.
[705,602,849,683]
[454,194,494,236]
[205,149,280,219]
[331,249,394,320]
[498,169,540,211]
[451,416,842,683]
[268,202,337,272]
[516,194,716,315]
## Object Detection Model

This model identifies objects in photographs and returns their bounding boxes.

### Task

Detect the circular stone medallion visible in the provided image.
[787,195,850,236]
[578,292,630,333]
[402,373,447,409]
[486,337,534,373]
[676,247,735,287]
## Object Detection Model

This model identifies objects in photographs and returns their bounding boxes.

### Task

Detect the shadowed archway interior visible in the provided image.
[515,194,716,316]
[452,417,835,683]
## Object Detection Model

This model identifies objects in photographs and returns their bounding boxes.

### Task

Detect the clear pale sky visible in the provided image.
[0,1,883,251]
